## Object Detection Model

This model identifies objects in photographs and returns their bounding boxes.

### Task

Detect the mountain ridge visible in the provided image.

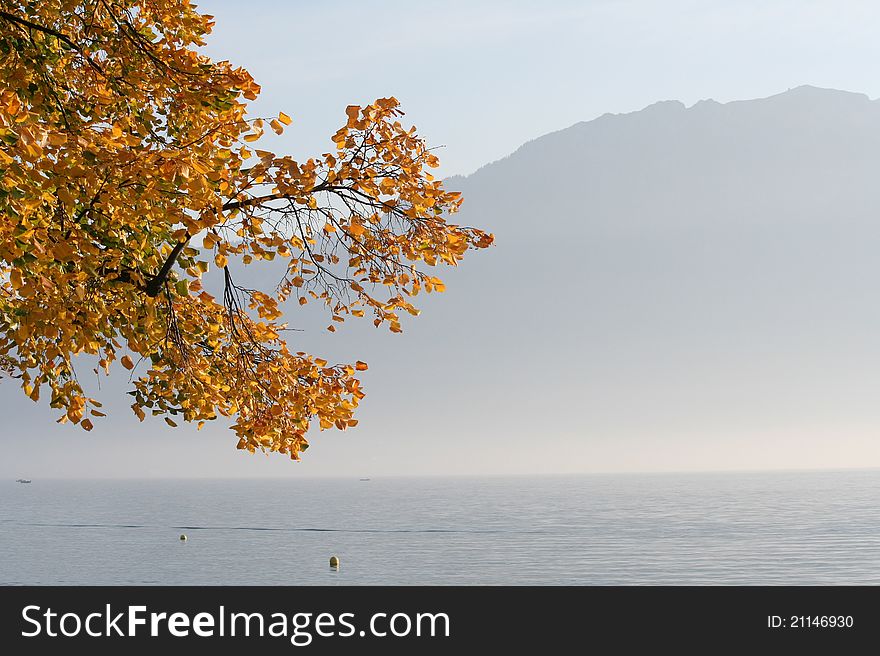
[449,85,877,183]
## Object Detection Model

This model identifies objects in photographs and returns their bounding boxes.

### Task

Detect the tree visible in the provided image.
[0,1,493,460]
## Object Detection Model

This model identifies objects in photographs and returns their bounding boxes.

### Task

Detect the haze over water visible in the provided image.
[2,470,878,585]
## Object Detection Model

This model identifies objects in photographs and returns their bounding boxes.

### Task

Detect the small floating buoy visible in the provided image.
[329,555,340,568]
[179,534,187,541]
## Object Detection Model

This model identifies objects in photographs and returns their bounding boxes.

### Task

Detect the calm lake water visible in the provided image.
[1,471,878,585]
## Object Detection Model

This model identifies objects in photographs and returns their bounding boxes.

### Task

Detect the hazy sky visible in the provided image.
[4,1,880,479]
[198,0,880,177]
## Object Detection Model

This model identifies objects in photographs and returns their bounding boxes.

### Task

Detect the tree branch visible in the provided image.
[141,181,337,298]
[145,238,188,297]
[0,10,108,77]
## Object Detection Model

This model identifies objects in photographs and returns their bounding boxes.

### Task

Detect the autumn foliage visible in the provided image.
[0,1,492,459]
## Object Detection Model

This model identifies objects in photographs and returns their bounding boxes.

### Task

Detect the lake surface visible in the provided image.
[1,471,878,585]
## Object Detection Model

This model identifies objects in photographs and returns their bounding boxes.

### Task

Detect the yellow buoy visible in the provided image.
[329,555,340,568]
[179,534,187,541]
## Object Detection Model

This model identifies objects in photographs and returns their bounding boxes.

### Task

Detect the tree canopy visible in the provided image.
[0,0,492,459]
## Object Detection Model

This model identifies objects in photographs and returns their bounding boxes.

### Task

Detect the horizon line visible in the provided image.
[6,465,880,481]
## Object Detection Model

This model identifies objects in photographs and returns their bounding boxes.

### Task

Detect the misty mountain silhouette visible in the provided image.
[392,85,880,459]
[450,85,880,236]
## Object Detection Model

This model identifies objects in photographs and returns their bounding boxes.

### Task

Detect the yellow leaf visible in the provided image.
[215,254,228,268]
[278,111,292,125]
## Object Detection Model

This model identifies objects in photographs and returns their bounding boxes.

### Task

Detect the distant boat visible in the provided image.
[16,479,31,484]
[359,478,371,482]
